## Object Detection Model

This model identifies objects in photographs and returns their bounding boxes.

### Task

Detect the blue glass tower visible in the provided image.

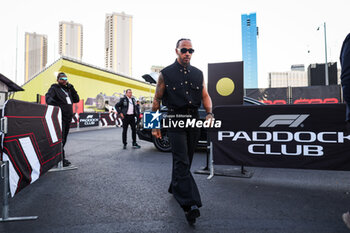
[241,13,258,88]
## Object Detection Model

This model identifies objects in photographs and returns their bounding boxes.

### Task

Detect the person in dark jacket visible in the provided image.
[45,72,80,167]
[136,100,141,125]
[340,33,350,229]
[115,89,141,149]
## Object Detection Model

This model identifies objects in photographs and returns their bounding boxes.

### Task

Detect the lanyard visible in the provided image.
[61,88,72,104]
[60,88,69,97]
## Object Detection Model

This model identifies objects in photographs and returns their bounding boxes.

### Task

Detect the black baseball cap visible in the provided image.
[57,72,68,80]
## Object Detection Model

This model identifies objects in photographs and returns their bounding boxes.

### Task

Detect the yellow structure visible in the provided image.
[13,57,155,111]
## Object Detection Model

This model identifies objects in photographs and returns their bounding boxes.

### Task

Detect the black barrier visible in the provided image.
[246,87,288,104]
[79,113,99,128]
[246,85,343,105]
[208,104,350,171]
[100,112,117,126]
[1,100,62,196]
[292,85,341,104]
[208,62,244,106]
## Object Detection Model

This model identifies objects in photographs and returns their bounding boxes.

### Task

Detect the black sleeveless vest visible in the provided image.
[161,60,203,110]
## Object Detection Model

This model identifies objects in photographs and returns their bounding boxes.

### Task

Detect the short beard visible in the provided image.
[179,57,190,66]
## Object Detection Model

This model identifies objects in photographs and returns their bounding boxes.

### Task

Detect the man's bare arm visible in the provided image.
[151,73,166,139]
[202,79,212,116]
[152,72,165,111]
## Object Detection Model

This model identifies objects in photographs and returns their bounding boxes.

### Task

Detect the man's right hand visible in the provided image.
[120,113,124,119]
[152,129,162,139]
[66,83,75,89]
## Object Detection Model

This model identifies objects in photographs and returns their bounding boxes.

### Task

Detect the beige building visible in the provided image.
[151,65,164,73]
[268,71,308,88]
[59,21,83,60]
[105,12,132,76]
[24,32,47,83]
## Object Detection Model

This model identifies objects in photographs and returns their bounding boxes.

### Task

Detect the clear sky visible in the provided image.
[1,0,349,87]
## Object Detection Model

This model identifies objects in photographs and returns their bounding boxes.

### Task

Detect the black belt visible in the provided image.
[167,107,198,115]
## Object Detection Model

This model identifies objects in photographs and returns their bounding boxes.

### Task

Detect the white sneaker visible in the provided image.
[342,212,350,229]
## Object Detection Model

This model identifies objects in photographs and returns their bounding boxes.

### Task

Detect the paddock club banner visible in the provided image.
[1,100,62,197]
[79,113,99,127]
[208,104,350,170]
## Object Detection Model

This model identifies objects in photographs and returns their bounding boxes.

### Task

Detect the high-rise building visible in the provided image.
[291,64,305,71]
[59,21,83,60]
[105,12,132,76]
[24,32,47,83]
[307,62,338,86]
[241,13,258,88]
[268,71,308,88]
[151,65,164,73]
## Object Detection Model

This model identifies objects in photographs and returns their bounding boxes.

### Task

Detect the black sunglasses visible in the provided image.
[178,48,195,54]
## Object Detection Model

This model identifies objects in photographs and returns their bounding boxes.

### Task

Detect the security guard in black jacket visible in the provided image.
[151,39,213,225]
[115,89,141,149]
[45,72,80,167]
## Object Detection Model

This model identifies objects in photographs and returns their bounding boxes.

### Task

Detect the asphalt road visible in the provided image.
[1,127,350,233]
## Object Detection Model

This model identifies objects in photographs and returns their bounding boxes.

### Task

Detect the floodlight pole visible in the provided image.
[323,22,329,86]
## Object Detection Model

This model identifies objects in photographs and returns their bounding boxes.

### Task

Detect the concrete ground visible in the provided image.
[1,127,350,233]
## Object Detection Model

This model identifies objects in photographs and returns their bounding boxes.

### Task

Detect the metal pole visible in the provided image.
[288,86,292,104]
[207,141,214,180]
[324,22,329,86]
[205,141,210,170]
[0,161,38,221]
[241,165,246,175]
[15,26,18,85]
[1,161,9,220]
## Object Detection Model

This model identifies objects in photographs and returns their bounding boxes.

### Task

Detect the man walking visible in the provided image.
[115,89,141,149]
[151,38,213,225]
[45,72,80,167]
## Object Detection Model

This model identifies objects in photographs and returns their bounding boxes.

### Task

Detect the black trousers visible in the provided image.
[122,114,136,145]
[168,128,202,211]
[61,119,71,160]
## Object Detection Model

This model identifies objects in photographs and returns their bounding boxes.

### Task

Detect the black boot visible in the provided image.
[185,205,200,225]
[63,159,71,167]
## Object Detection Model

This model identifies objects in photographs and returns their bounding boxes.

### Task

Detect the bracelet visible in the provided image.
[206,112,214,117]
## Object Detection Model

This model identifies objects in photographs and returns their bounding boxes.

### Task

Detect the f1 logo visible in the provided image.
[260,114,309,127]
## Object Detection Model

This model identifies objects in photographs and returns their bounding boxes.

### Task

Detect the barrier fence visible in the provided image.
[246,85,343,105]
[69,112,122,129]
[1,100,62,196]
[208,104,350,172]
[0,101,123,221]
[0,100,64,221]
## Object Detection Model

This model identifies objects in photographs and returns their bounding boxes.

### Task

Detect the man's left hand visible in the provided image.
[205,113,214,124]
[152,129,162,139]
